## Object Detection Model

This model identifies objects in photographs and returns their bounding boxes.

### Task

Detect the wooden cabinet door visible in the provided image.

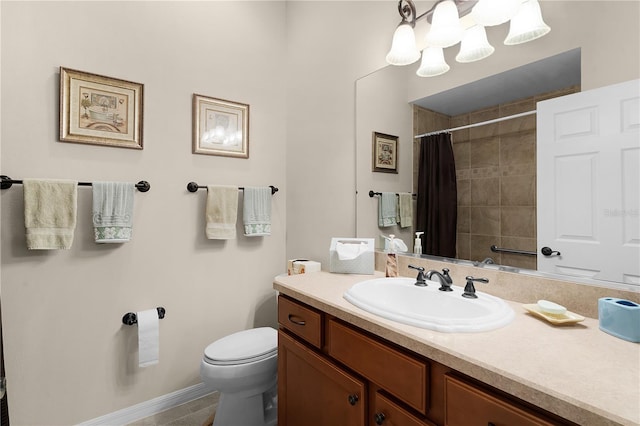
[278,330,366,426]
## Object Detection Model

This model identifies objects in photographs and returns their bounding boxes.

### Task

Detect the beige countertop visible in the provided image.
[274,271,640,426]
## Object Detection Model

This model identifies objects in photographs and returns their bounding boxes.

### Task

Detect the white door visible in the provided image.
[537,79,640,286]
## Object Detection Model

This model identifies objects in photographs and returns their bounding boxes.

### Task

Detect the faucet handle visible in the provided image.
[442,268,452,284]
[462,276,489,299]
[408,264,427,287]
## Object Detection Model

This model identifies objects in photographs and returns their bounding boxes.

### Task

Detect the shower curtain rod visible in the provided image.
[414,110,536,139]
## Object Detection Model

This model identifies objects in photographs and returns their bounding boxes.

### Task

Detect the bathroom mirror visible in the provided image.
[355,48,636,289]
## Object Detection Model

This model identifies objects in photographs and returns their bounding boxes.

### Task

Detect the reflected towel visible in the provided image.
[206,185,238,239]
[243,187,272,237]
[23,179,78,249]
[378,192,397,227]
[92,182,135,243]
[398,193,413,228]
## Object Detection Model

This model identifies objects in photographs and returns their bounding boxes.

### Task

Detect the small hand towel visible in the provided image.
[398,193,413,228]
[206,185,239,239]
[378,192,397,228]
[23,179,78,250]
[243,187,272,237]
[92,182,135,243]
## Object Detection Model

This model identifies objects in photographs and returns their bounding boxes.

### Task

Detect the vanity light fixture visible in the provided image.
[385,0,551,76]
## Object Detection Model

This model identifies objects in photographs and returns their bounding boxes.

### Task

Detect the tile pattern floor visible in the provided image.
[126,392,218,426]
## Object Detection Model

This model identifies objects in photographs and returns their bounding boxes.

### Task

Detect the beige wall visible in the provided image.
[1,2,286,424]
[1,1,639,425]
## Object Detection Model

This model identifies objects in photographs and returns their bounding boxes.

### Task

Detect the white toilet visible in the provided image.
[200,327,278,426]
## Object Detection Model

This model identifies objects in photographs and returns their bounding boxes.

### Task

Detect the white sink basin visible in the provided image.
[343,277,514,333]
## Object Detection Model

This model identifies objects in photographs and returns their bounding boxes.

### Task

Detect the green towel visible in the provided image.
[378,192,397,227]
[398,192,413,228]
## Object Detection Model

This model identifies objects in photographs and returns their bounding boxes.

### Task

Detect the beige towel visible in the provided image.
[205,185,238,239]
[398,193,413,228]
[23,179,78,249]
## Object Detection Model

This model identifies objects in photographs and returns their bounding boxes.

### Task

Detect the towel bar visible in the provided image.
[369,190,416,197]
[187,182,278,195]
[122,307,166,325]
[490,245,536,256]
[0,175,150,192]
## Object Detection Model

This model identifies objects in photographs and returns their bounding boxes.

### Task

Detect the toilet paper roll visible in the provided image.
[137,309,159,367]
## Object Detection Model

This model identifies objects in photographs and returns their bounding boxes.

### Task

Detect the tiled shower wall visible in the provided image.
[413,86,580,270]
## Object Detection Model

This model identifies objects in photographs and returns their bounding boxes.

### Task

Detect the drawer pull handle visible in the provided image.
[287,314,306,326]
[488,423,495,426]
[374,412,386,425]
[348,394,359,406]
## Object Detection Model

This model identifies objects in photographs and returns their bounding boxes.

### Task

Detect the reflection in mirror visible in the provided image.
[412,75,580,271]
[356,48,638,288]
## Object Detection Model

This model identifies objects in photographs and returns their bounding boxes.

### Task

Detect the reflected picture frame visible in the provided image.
[59,67,143,149]
[372,131,398,173]
[192,94,249,158]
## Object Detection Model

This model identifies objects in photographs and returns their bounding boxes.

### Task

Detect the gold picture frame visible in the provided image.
[372,132,398,173]
[59,67,143,149]
[192,94,249,158]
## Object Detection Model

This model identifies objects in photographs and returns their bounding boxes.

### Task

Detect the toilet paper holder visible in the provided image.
[122,307,165,325]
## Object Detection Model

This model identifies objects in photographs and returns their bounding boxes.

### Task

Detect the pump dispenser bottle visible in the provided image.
[385,234,398,277]
[414,232,424,255]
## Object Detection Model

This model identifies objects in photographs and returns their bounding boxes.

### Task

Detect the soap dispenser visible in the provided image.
[414,232,424,255]
[385,234,398,277]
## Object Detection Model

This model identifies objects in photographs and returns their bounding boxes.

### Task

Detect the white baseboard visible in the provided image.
[78,383,214,426]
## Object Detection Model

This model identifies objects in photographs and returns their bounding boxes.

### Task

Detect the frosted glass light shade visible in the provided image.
[504,0,550,45]
[425,0,463,48]
[416,47,450,77]
[471,0,521,26]
[456,25,495,63]
[386,23,421,66]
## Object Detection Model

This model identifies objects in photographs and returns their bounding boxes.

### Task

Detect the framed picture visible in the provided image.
[372,132,398,173]
[59,67,143,149]
[193,94,249,158]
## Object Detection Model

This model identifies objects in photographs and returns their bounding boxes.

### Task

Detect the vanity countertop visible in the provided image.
[273,271,640,426]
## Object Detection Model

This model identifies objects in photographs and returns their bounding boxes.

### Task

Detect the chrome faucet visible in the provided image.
[408,264,427,286]
[426,268,454,292]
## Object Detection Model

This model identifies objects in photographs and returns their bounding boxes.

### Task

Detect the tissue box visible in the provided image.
[287,259,321,275]
[598,297,640,343]
[329,238,375,274]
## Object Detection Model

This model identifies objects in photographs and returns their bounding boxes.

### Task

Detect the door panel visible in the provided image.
[537,79,640,285]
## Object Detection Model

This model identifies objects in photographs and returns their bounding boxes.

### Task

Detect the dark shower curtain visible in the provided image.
[416,133,457,258]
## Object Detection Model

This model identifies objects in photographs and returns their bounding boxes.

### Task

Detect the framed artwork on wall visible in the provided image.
[372,132,398,173]
[192,94,249,158]
[59,67,143,149]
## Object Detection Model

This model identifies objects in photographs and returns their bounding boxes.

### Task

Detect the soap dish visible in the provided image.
[523,304,585,325]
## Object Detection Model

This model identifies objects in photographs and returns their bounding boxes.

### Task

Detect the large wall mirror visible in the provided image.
[356,48,637,290]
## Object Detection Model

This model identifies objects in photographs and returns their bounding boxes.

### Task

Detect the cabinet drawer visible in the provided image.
[373,392,436,426]
[327,319,428,414]
[445,375,556,426]
[278,295,322,349]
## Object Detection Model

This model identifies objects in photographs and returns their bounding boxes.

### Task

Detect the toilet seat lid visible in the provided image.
[204,327,277,364]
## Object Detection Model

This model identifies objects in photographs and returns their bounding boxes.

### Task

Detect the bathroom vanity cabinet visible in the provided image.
[278,294,571,426]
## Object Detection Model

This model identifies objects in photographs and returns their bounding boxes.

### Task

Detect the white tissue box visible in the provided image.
[329,238,375,275]
[288,259,321,275]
